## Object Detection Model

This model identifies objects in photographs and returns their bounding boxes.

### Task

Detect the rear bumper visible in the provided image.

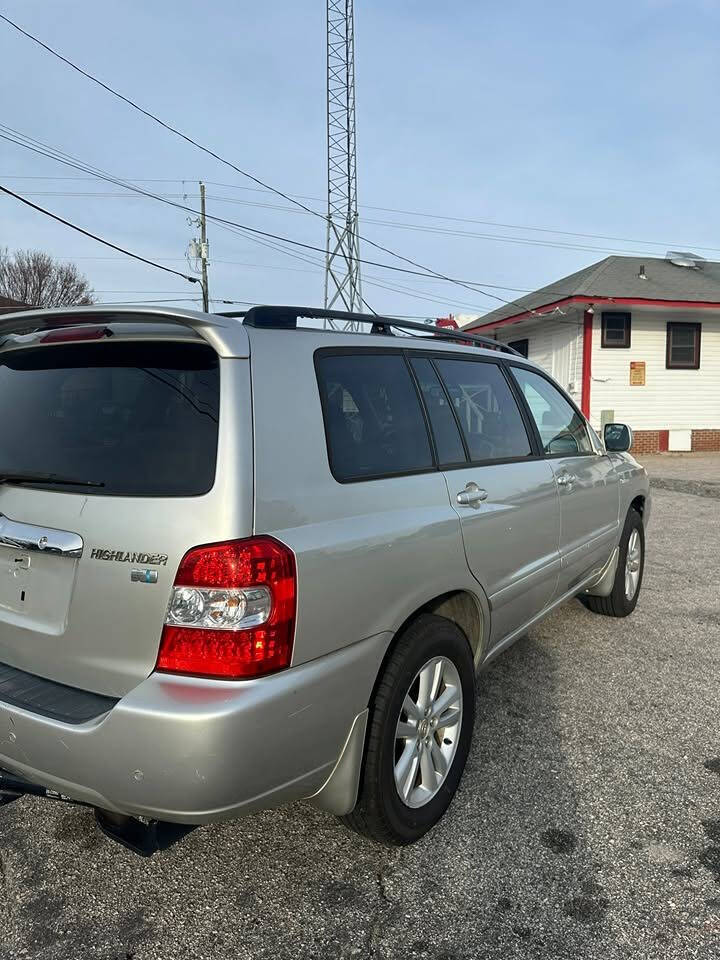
[0,632,389,824]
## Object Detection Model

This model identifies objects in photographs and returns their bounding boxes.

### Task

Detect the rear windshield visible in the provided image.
[0,340,220,497]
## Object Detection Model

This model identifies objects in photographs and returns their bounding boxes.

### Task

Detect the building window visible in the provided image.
[508,338,529,358]
[601,312,631,348]
[666,322,701,369]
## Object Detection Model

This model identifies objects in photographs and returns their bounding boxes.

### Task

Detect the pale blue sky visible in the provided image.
[1,0,720,318]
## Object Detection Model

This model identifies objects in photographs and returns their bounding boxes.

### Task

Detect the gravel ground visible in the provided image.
[1,486,719,960]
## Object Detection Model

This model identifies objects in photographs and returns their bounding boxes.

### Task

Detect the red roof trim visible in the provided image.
[466,295,720,331]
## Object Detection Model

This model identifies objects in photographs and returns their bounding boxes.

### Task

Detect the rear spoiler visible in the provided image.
[0,306,250,358]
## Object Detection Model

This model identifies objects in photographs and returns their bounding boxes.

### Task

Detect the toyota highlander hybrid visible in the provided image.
[0,305,648,854]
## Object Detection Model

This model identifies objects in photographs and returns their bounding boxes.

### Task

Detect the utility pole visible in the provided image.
[324,0,363,329]
[199,181,209,312]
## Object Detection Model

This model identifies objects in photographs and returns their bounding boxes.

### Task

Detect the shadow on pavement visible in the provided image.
[0,631,618,960]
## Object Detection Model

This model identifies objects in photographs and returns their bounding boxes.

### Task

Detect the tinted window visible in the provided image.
[510,366,592,455]
[410,358,466,464]
[316,353,433,481]
[434,359,532,461]
[0,341,220,496]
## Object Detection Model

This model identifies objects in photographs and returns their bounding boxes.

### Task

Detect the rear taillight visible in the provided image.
[156,536,296,680]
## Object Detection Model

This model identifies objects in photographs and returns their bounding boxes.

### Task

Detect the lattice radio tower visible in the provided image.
[324,0,363,329]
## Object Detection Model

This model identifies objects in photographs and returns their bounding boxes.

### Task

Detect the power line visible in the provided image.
[12,188,705,259]
[0,12,321,219]
[7,174,720,257]
[0,124,629,317]
[0,126,604,318]
[0,182,200,286]
[209,216,488,313]
[0,125,511,305]
[0,139,595,311]
[0,15,518,306]
[97,297,204,305]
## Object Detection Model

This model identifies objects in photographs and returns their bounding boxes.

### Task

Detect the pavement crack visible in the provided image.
[367,849,401,958]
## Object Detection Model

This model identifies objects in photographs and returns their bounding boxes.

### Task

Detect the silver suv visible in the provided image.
[0,305,649,854]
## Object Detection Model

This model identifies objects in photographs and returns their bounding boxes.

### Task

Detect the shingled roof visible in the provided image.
[466,255,720,328]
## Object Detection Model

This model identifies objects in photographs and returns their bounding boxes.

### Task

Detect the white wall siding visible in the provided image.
[588,310,720,430]
[495,315,584,403]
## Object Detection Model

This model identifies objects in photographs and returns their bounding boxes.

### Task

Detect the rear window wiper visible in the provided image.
[0,472,105,489]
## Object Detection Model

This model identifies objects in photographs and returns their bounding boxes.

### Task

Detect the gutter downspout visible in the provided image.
[581,308,593,418]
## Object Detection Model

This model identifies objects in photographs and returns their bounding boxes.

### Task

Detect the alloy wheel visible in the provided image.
[393,656,463,809]
[625,528,642,600]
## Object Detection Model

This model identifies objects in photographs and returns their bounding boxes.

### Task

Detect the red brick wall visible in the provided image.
[691,430,720,451]
[630,431,663,455]
[629,429,720,454]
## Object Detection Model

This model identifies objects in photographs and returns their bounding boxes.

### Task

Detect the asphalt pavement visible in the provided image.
[1,483,719,960]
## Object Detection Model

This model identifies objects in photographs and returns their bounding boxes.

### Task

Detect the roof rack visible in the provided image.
[216,305,523,356]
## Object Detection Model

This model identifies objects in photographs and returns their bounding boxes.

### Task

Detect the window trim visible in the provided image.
[601,311,631,349]
[506,360,597,460]
[407,355,469,468]
[666,321,701,370]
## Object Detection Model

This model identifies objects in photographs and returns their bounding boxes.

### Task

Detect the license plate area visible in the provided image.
[0,547,77,634]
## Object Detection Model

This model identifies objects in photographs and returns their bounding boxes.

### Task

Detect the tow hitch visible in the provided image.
[0,768,195,856]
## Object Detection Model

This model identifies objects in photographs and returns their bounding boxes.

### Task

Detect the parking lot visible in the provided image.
[0,480,719,960]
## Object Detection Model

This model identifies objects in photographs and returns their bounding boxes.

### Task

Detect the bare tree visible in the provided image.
[0,248,95,307]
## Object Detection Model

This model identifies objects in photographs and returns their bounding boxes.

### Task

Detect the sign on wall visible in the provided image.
[629,361,646,386]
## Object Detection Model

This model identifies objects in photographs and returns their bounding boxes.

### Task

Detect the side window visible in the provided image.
[434,358,532,462]
[316,353,433,481]
[510,366,593,456]
[409,357,466,465]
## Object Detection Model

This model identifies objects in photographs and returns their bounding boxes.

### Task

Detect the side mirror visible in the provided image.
[604,422,633,452]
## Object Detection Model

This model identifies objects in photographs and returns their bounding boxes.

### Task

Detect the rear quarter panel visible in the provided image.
[249,328,490,667]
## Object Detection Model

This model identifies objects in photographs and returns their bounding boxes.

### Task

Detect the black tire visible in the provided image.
[340,614,475,845]
[581,508,645,617]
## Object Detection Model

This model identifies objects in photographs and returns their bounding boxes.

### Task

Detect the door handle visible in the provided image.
[556,473,577,488]
[456,482,488,506]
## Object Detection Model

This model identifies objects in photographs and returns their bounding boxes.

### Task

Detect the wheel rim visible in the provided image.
[625,528,642,600]
[393,656,463,809]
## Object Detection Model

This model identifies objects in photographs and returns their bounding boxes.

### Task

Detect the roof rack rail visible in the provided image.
[216,305,523,356]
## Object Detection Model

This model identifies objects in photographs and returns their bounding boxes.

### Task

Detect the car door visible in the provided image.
[508,364,620,597]
[410,355,561,646]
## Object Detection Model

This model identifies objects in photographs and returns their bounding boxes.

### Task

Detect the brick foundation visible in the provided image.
[691,429,720,451]
[629,429,720,454]
[630,431,664,455]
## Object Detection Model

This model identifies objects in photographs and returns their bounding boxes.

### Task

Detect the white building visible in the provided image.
[464,254,720,454]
